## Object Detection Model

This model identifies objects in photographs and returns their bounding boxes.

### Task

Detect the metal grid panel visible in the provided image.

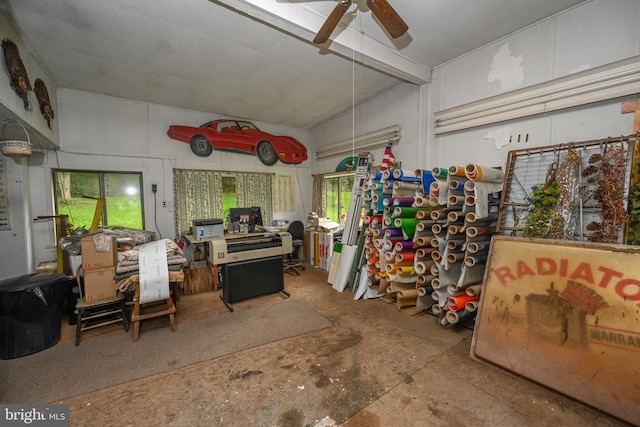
[497,135,637,243]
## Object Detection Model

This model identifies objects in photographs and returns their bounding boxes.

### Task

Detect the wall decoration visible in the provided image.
[1,39,31,111]
[471,236,640,425]
[335,156,357,172]
[34,78,55,129]
[497,135,636,244]
[167,119,307,166]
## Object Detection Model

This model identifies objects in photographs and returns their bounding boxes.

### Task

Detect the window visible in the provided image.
[222,175,237,227]
[173,168,273,237]
[53,170,144,230]
[324,173,354,225]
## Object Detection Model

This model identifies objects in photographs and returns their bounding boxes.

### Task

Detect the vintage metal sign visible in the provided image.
[471,236,640,425]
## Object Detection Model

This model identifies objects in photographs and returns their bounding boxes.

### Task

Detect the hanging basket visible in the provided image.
[0,119,32,158]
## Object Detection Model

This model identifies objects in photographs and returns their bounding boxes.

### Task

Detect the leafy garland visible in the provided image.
[625,155,640,245]
[582,145,628,243]
[522,181,561,238]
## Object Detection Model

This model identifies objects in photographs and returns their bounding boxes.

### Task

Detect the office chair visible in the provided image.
[284,220,306,276]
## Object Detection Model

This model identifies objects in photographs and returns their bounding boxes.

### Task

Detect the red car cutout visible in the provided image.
[167,119,307,166]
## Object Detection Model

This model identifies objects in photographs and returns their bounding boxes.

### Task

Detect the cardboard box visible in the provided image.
[81,235,117,270]
[83,267,117,302]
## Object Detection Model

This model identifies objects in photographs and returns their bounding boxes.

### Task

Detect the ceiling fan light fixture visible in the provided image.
[313,0,408,45]
[366,0,408,39]
[313,0,352,45]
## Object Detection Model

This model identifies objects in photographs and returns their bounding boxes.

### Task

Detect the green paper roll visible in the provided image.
[393,217,418,240]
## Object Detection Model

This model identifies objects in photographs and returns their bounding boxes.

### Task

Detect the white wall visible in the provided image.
[0,12,61,279]
[2,88,311,279]
[310,82,428,174]
[0,12,59,142]
[429,0,640,169]
[310,0,640,176]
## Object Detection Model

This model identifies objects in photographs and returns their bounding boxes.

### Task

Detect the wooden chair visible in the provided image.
[130,269,183,342]
[75,294,128,346]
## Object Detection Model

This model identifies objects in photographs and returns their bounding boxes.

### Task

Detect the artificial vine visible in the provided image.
[522,180,561,238]
[548,147,582,240]
[582,144,628,243]
[625,155,640,245]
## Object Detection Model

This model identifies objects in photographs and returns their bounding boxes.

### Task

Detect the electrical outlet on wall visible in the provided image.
[162,200,167,207]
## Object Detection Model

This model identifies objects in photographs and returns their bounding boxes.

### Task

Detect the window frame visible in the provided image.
[322,170,356,225]
[52,169,145,230]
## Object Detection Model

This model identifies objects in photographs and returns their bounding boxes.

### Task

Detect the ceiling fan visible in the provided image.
[313,0,408,45]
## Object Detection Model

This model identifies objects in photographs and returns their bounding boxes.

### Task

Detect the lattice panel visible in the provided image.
[497,135,637,243]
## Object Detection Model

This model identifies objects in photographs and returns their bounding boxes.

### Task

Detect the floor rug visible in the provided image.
[1,298,332,403]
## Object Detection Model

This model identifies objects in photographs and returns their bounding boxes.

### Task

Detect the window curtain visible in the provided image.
[312,174,326,218]
[235,172,274,226]
[173,169,224,237]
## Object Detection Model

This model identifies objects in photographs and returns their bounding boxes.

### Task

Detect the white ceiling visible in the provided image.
[1,0,586,129]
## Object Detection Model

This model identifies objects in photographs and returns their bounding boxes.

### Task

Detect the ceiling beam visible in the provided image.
[213,0,431,85]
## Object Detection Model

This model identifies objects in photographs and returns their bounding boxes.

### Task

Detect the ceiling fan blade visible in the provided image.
[366,0,408,39]
[313,0,352,44]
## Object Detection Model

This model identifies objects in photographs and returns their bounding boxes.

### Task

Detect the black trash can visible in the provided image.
[0,273,76,359]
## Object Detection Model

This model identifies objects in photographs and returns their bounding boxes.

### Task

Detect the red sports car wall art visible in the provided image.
[167,119,307,166]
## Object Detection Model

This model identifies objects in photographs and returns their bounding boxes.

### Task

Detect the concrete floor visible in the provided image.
[57,267,632,427]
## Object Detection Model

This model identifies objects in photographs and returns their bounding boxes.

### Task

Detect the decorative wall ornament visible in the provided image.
[34,78,54,129]
[1,39,31,111]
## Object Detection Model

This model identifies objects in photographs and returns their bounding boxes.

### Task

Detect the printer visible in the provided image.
[193,218,224,240]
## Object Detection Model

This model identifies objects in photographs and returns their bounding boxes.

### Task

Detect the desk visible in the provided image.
[183,234,220,290]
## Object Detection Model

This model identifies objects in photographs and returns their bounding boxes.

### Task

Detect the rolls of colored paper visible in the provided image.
[465,284,482,296]
[393,217,419,240]
[429,181,440,196]
[449,179,466,191]
[447,210,464,223]
[393,197,415,207]
[448,195,464,206]
[466,226,496,238]
[430,210,446,220]
[416,169,436,193]
[464,164,504,182]
[415,210,430,220]
[416,286,429,297]
[464,254,487,266]
[432,167,448,178]
[397,265,415,275]
[414,197,430,207]
[417,274,436,286]
[447,294,479,311]
[414,260,435,275]
[384,228,403,238]
[465,300,479,312]
[446,252,465,264]
[392,180,420,191]
[392,169,421,181]
[448,165,466,177]
[416,247,437,258]
[464,180,475,194]
[446,309,476,324]
[466,241,491,253]
[465,211,498,223]
[394,241,415,252]
[392,206,425,218]
[383,239,402,251]
[395,252,415,264]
